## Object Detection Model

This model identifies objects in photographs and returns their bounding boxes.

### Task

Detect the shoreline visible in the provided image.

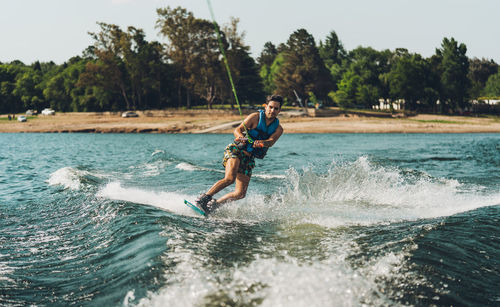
[1,110,499,134]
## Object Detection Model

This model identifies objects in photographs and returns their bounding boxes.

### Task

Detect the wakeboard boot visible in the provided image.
[204,198,219,215]
[195,193,213,214]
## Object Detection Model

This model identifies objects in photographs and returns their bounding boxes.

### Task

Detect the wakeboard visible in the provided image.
[184,199,206,216]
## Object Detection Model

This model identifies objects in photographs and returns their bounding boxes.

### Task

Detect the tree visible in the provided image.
[257,42,279,95]
[157,7,259,108]
[0,63,23,113]
[157,6,226,108]
[257,42,278,68]
[319,30,347,69]
[43,57,89,112]
[79,23,132,110]
[78,22,169,111]
[386,52,428,110]
[330,70,361,108]
[188,19,225,109]
[12,71,45,111]
[436,37,470,112]
[331,47,390,108]
[224,18,264,106]
[468,58,498,98]
[259,53,284,95]
[274,29,331,103]
[483,71,500,97]
[122,27,167,110]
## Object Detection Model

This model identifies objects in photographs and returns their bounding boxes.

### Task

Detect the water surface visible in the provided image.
[1,133,499,306]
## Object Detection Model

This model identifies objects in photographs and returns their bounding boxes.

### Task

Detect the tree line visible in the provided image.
[1,6,499,115]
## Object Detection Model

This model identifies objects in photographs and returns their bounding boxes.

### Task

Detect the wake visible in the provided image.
[48,157,500,225]
[97,182,197,217]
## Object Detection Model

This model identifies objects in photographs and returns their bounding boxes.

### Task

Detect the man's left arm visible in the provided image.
[253,125,284,148]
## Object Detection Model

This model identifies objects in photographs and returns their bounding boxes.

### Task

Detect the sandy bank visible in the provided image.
[1,110,499,134]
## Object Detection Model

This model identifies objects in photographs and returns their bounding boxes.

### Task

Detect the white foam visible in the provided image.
[134,230,409,307]
[175,162,198,171]
[208,157,500,227]
[151,149,165,157]
[175,163,285,180]
[275,157,500,226]
[142,161,168,177]
[47,167,85,190]
[175,162,225,174]
[253,173,286,179]
[97,182,195,216]
[123,290,136,307]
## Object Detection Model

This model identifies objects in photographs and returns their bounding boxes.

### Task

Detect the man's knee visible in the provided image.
[234,190,246,200]
[222,176,236,185]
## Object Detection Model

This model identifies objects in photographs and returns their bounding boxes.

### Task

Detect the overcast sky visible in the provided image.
[1,0,499,64]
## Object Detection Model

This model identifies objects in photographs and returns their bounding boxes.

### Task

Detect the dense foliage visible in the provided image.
[1,6,498,115]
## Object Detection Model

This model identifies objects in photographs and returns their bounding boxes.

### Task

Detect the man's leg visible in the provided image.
[216,173,251,204]
[206,157,240,196]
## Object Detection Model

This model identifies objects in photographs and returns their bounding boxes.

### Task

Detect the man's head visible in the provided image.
[264,95,283,120]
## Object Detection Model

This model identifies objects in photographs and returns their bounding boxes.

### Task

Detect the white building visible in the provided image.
[373,99,404,110]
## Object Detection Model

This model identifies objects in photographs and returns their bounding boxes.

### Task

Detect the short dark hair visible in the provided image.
[266,94,283,107]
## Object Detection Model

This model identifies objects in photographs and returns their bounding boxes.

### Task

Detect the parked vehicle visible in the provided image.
[307,102,323,109]
[41,108,55,115]
[17,115,27,122]
[26,109,34,116]
[121,111,139,118]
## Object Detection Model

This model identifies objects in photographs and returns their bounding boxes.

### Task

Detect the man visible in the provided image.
[195,94,284,214]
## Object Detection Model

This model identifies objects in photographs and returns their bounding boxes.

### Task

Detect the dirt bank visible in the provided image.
[1,110,499,134]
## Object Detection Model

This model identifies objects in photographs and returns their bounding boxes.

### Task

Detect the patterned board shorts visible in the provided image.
[222,143,256,177]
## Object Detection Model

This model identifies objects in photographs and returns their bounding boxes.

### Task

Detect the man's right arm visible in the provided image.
[234,113,259,140]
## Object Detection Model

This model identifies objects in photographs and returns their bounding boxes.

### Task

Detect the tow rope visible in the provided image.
[206,0,253,143]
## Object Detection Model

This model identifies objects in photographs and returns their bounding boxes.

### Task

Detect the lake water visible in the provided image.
[1,133,499,306]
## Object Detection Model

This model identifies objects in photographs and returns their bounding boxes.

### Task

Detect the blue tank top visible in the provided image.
[245,110,279,159]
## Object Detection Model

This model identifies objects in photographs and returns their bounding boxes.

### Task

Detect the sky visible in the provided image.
[1,0,499,64]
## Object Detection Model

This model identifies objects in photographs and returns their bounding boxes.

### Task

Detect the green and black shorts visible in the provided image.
[222,143,255,177]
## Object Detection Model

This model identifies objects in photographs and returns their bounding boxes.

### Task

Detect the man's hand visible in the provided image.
[253,140,265,148]
[235,137,248,144]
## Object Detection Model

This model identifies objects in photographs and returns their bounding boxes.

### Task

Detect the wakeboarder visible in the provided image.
[194,94,284,214]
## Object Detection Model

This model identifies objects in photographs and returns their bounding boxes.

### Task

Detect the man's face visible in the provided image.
[265,101,281,119]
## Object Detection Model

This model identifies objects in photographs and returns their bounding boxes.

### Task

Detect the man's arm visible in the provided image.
[253,125,283,148]
[234,113,259,139]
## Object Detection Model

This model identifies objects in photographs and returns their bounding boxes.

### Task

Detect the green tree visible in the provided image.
[157,7,258,109]
[0,63,24,113]
[319,30,347,69]
[331,47,390,108]
[257,42,279,95]
[157,6,225,108]
[78,22,169,111]
[12,71,45,111]
[483,71,500,96]
[468,58,498,98]
[43,57,88,112]
[188,19,225,109]
[79,23,132,110]
[329,70,361,108]
[386,52,428,110]
[436,37,470,112]
[156,6,194,108]
[43,74,67,111]
[257,42,278,68]
[259,53,283,95]
[122,27,167,110]
[224,18,264,106]
[274,28,331,103]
